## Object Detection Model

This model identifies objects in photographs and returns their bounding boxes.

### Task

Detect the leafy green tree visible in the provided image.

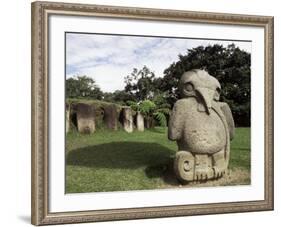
[139,100,156,117]
[127,100,155,116]
[161,44,251,126]
[112,90,135,104]
[153,109,170,127]
[124,66,158,101]
[66,75,103,99]
[102,92,115,102]
[127,99,170,127]
[150,92,171,127]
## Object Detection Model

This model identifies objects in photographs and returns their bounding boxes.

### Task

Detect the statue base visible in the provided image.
[174,150,228,183]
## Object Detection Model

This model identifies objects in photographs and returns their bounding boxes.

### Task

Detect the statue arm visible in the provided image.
[168,101,184,141]
[220,102,235,140]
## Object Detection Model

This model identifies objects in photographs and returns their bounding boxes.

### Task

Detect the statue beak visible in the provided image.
[196,87,215,114]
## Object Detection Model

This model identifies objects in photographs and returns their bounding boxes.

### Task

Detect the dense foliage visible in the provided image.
[124,66,159,101]
[66,76,103,99]
[160,44,251,126]
[126,100,170,127]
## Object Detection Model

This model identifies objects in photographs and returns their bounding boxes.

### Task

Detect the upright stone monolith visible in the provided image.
[122,107,133,133]
[103,104,118,130]
[136,111,144,132]
[76,103,95,134]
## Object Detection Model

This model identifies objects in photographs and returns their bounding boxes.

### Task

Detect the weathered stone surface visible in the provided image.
[168,69,235,183]
[66,103,70,133]
[103,104,118,130]
[174,151,195,182]
[121,107,133,133]
[136,111,144,132]
[76,103,95,134]
[220,103,235,140]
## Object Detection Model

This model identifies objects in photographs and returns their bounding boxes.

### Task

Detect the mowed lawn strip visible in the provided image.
[66,127,250,193]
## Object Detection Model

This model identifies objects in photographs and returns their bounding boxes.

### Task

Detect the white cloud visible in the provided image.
[66,33,251,92]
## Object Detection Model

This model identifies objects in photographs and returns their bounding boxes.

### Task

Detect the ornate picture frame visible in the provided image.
[31,1,273,225]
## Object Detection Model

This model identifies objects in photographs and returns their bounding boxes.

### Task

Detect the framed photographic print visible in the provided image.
[31,1,274,225]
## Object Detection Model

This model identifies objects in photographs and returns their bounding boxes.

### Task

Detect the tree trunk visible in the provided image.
[122,107,133,133]
[76,103,95,134]
[103,104,118,130]
[136,111,144,131]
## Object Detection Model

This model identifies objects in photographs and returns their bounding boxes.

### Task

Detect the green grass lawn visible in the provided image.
[66,127,250,193]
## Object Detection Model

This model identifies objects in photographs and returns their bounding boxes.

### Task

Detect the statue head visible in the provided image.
[179,69,221,114]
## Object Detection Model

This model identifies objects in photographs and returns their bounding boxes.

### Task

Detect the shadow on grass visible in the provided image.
[67,142,180,185]
[67,141,174,169]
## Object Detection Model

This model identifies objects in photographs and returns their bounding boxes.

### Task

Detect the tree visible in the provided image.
[103,90,136,105]
[66,75,103,99]
[124,66,158,101]
[127,99,170,127]
[151,92,171,127]
[161,44,251,126]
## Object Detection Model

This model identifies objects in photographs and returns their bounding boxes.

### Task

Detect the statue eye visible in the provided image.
[185,82,194,92]
[216,87,221,95]
[214,87,221,101]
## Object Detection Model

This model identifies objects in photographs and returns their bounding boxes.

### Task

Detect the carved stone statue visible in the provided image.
[168,69,235,183]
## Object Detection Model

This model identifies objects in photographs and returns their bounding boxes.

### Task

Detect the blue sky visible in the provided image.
[66,33,251,92]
